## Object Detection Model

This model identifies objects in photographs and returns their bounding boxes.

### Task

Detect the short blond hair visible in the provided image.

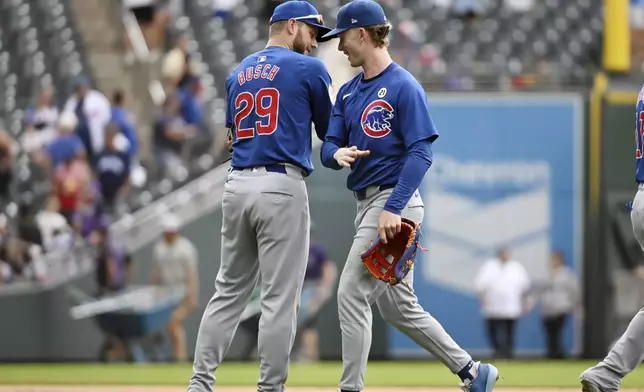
[365,23,391,48]
[269,20,287,37]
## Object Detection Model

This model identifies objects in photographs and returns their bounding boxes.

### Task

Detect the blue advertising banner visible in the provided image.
[390,94,584,357]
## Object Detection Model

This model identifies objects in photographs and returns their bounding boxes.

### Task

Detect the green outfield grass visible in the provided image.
[0,361,643,388]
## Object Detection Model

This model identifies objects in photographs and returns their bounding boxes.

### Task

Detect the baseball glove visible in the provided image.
[360,218,423,286]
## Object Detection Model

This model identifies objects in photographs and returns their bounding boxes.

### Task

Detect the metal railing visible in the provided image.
[119,3,165,161]
[110,161,231,252]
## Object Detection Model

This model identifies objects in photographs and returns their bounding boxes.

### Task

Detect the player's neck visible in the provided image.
[362,49,393,80]
[265,37,292,51]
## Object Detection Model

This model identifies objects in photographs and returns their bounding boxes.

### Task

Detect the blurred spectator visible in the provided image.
[41,111,84,170]
[150,214,198,362]
[63,76,111,161]
[162,33,191,91]
[0,128,13,201]
[93,218,133,362]
[153,94,196,174]
[0,225,19,283]
[53,153,91,225]
[179,75,203,127]
[633,0,644,28]
[36,197,72,253]
[0,220,45,283]
[505,0,534,11]
[94,124,131,216]
[239,236,338,362]
[474,248,531,359]
[453,0,486,20]
[74,195,110,241]
[432,0,452,7]
[21,87,59,155]
[11,234,46,282]
[94,223,133,296]
[179,75,211,157]
[0,259,11,284]
[535,250,581,359]
[16,203,44,249]
[297,238,337,362]
[212,0,239,19]
[110,89,138,159]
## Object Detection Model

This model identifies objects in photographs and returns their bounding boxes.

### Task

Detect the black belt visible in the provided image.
[354,184,396,201]
[231,164,287,174]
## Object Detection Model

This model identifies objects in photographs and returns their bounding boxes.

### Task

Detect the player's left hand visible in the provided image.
[378,210,401,244]
[226,129,233,152]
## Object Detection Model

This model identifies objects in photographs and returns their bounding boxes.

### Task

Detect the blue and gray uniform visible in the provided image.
[188,2,333,392]
[321,1,498,392]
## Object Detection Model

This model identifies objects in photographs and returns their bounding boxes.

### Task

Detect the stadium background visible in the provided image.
[0,0,643,390]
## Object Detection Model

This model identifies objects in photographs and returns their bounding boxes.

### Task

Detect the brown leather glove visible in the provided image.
[360,218,422,286]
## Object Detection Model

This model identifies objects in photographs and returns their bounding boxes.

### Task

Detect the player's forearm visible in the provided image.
[314,125,327,142]
[320,142,343,170]
[384,140,433,215]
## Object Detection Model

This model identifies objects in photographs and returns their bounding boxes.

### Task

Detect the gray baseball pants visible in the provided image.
[582,185,644,391]
[188,164,310,392]
[338,187,472,391]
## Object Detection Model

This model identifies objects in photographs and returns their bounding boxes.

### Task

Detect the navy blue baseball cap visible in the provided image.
[322,0,388,40]
[270,1,333,42]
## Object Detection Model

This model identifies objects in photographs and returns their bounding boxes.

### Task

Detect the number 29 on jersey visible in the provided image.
[234,88,280,140]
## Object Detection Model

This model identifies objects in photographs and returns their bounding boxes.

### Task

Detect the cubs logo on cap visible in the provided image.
[322,0,388,40]
[269,1,333,42]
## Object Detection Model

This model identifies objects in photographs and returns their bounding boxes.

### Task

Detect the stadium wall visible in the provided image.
[0,91,631,362]
[390,93,586,358]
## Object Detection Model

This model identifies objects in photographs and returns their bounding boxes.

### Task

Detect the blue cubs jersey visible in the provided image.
[325,62,438,191]
[636,86,644,183]
[225,46,333,176]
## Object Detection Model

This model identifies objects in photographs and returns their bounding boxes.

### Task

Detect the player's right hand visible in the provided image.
[333,146,370,168]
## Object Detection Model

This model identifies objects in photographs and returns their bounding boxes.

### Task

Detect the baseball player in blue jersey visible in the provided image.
[579,87,644,392]
[187,2,333,391]
[320,2,499,392]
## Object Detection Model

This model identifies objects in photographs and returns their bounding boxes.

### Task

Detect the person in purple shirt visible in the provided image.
[237,236,337,362]
[75,202,110,240]
[92,222,133,296]
[298,240,337,361]
[92,221,134,362]
[73,180,109,239]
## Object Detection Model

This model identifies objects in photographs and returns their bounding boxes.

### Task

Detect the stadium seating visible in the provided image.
[0,0,220,218]
[0,0,92,209]
[183,0,601,90]
[376,0,603,89]
[0,0,603,218]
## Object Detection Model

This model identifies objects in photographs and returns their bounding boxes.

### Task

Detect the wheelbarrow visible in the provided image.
[68,285,184,362]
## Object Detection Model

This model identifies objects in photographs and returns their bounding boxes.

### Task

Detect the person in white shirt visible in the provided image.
[21,87,59,154]
[212,0,238,19]
[35,197,72,253]
[150,214,199,362]
[474,248,531,358]
[63,76,111,160]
